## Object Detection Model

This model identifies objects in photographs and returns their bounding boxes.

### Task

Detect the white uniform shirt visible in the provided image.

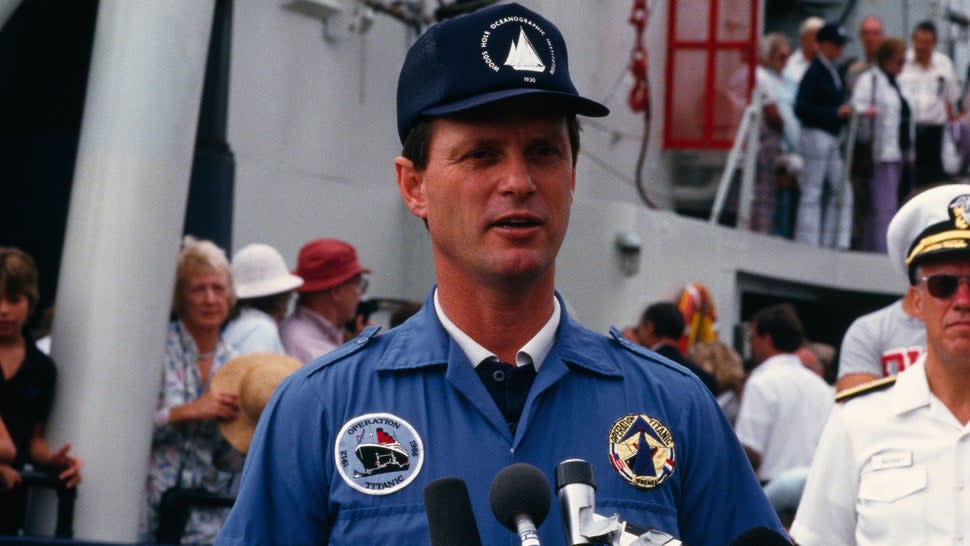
[791,358,970,546]
[851,68,916,162]
[783,49,811,84]
[734,353,835,481]
[898,49,959,125]
[838,299,925,379]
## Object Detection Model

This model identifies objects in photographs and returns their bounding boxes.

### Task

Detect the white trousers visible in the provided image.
[795,128,850,247]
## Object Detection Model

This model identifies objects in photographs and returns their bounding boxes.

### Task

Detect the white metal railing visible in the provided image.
[709,87,858,250]
[709,88,762,228]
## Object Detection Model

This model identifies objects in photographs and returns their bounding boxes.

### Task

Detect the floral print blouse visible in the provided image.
[140,321,241,544]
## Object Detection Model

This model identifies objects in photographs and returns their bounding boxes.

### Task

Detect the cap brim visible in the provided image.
[236,274,304,299]
[296,265,372,293]
[907,230,970,271]
[423,88,609,120]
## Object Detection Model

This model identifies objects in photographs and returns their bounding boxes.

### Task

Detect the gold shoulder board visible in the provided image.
[835,375,897,403]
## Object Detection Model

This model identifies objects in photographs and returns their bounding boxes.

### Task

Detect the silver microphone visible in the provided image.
[555,459,682,546]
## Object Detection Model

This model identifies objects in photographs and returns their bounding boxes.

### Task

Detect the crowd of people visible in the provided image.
[0,236,420,542]
[4,4,970,545]
[752,15,970,253]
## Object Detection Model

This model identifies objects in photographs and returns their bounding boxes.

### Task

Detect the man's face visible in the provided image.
[333,275,365,325]
[633,319,654,347]
[769,43,791,74]
[859,18,884,59]
[396,104,576,287]
[912,29,935,63]
[912,258,970,368]
[749,323,768,364]
[817,41,845,62]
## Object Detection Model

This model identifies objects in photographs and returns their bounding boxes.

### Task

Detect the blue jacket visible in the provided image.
[216,291,783,545]
[795,56,847,136]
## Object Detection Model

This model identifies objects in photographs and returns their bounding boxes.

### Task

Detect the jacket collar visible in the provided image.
[374,287,623,378]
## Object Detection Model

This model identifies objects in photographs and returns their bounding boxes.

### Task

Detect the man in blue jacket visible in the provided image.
[216,3,785,545]
[794,21,853,248]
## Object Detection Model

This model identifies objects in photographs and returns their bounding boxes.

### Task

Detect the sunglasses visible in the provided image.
[919,274,970,299]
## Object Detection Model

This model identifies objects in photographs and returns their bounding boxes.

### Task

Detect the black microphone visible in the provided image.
[729,527,792,546]
[424,477,484,546]
[489,462,552,546]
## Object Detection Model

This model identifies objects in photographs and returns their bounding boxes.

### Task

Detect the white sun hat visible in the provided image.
[232,243,304,299]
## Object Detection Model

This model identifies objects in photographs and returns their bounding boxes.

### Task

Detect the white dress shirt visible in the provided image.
[783,49,812,84]
[734,353,835,481]
[791,357,970,546]
[898,49,959,125]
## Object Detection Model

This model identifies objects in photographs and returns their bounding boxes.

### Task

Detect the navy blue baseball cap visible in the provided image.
[396,2,609,143]
[816,21,849,46]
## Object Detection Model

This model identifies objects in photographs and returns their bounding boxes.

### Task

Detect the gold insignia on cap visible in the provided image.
[905,194,970,266]
[950,195,970,229]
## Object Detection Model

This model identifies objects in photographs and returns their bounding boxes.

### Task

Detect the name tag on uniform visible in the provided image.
[869,450,913,471]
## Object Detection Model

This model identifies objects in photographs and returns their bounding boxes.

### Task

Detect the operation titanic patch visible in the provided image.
[608,414,676,489]
[335,412,424,495]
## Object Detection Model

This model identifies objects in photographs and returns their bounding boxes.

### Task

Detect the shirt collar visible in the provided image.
[433,288,560,371]
[891,356,932,415]
[750,352,802,376]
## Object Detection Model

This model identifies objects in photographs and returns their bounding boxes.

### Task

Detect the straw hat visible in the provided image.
[212,352,301,453]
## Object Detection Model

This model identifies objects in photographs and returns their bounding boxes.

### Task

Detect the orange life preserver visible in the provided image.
[676,282,718,354]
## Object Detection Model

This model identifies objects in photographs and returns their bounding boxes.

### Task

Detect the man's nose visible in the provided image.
[497,153,536,196]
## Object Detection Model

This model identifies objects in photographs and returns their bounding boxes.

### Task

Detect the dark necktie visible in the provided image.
[475,358,536,434]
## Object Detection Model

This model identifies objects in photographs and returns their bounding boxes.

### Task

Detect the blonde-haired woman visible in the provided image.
[687,340,746,424]
[141,237,241,544]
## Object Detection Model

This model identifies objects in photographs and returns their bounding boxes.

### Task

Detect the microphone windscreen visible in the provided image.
[489,462,552,531]
[424,477,484,546]
[729,527,792,546]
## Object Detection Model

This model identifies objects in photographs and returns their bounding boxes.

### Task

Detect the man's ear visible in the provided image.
[909,285,926,321]
[395,156,428,220]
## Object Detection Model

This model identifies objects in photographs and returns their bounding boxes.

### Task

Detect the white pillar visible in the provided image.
[0,0,21,28]
[37,2,215,541]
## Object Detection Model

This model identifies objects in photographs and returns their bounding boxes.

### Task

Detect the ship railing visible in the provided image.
[709,87,860,249]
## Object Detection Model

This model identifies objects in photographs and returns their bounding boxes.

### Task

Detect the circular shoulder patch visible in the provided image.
[335,412,424,495]
[607,414,676,489]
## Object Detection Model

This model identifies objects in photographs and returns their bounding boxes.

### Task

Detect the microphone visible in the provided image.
[424,477,484,546]
[555,459,682,546]
[489,462,552,546]
[728,527,792,546]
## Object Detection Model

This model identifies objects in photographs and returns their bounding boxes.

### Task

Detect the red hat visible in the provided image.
[294,238,370,293]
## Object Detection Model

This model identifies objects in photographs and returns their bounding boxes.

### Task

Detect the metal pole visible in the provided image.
[40,2,216,541]
[709,91,760,224]
[736,89,763,229]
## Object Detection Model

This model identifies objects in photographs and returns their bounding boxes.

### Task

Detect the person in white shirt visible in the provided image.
[791,183,970,546]
[850,37,915,252]
[753,33,797,234]
[734,303,835,483]
[783,16,824,85]
[223,243,304,355]
[898,20,959,189]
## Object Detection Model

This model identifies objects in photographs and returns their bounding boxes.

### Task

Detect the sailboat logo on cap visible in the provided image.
[479,13,557,76]
[504,27,545,72]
